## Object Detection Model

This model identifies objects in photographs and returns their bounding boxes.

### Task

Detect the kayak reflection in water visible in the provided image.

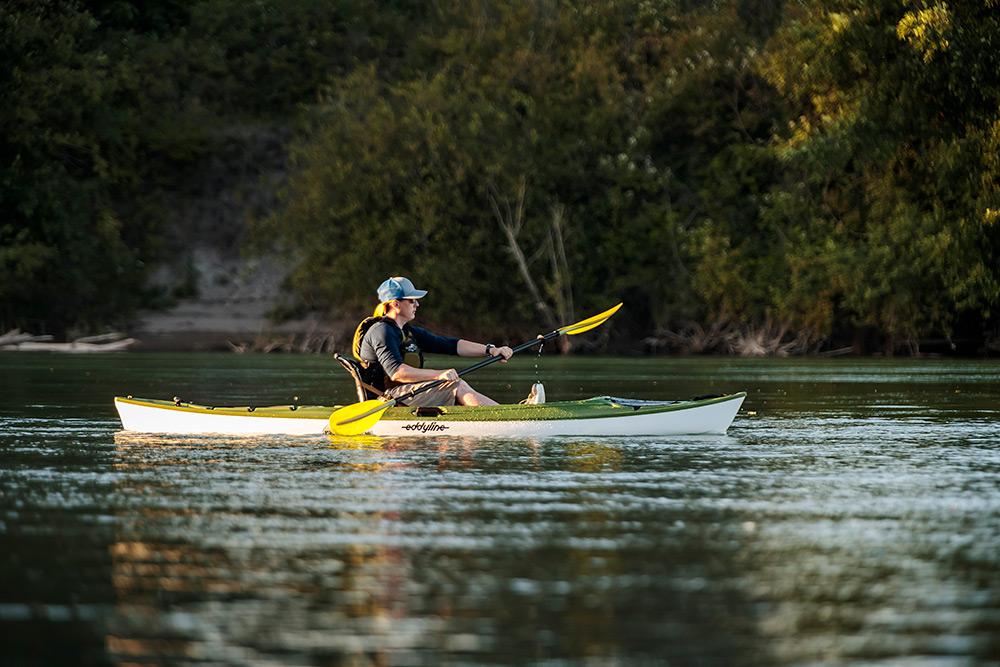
[352,276,514,407]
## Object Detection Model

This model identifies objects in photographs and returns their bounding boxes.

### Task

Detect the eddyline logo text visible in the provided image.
[400,422,449,433]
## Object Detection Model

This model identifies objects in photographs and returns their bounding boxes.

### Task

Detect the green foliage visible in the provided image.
[1,0,408,334]
[261,1,769,338]
[4,0,999,351]
[1,1,149,333]
[757,0,1000,347]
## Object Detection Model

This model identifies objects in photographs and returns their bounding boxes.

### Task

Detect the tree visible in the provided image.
[758,0,1000,351]
[259,1,766,343]
[0,1,151,333]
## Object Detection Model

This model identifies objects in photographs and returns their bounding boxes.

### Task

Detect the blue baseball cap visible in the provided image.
[377,276,428,302]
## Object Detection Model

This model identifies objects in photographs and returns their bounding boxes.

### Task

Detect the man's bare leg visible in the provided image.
[455,380,498,406]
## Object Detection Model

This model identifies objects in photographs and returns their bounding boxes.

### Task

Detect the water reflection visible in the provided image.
[564,441,624,472]
[4,355,1000,664]
[107,435,411,664]
[97,431,781,664]
[325,434,386,450]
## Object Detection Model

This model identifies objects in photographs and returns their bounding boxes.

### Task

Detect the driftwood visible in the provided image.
[227,330,339,354]
[0,329,54,346]
[4,339,138,353]
[0,329,137,353]
[646,316,824,357]
[73,332,128,344]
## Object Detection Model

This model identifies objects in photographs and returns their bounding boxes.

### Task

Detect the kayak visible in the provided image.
[115,394,745,437]
[114,392,746,437]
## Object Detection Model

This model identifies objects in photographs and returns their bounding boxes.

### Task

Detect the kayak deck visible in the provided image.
[114,393,746,437]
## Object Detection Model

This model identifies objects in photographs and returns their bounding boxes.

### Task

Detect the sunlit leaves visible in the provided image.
[896,2,951,62]
[756,0,1000,349]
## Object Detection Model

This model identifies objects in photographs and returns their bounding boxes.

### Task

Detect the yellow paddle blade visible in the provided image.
[559,302,623,336]
[328,399,392,436]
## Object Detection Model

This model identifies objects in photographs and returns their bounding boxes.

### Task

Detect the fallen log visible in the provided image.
[0,329,54,346]
[2,338,138,353]
[73,332,126,344]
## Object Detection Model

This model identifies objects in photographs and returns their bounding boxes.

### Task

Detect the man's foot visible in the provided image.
[520,382,546,405]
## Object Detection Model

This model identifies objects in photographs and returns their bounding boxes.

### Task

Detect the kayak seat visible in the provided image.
[333,353,384,402]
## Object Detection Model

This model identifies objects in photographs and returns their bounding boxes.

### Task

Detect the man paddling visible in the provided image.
[353,276,514,407]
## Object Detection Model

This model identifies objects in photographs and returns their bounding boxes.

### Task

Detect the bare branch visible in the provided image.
[488,178,558,330]
[549,203,574,323]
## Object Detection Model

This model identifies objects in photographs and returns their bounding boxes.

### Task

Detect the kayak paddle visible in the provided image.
[328,302,623,436]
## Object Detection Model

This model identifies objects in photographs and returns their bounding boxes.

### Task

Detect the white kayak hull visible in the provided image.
[115,398,327,436]
[114,393,746,437]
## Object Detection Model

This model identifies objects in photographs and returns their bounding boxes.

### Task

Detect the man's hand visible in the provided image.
[490,346,514,362]
[436,368,459,382]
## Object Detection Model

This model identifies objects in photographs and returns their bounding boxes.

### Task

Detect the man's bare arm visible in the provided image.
[390,364,458,383]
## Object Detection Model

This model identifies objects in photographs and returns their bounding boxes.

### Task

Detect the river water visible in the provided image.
[2,353,999,665]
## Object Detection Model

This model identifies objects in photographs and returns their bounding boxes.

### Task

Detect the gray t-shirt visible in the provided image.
[359,321,459,382]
